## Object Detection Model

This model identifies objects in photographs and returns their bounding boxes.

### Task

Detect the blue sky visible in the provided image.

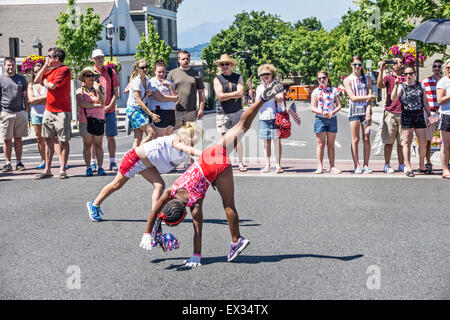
[177,0,357,48]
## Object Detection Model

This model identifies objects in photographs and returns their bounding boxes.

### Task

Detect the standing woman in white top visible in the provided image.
[256,64,285,173]
[27,63,63,169]
[310,70,342,174]
[343,55,377,174]
[436,59,450,179]
[148,60,179,138]
[126,59,161,148]
[86,122,204,222]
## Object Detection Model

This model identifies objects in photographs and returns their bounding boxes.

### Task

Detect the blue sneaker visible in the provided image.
[86,167,93,176]
[87,201,103,222]
[109,162,118,172]
[98,166,106,176]
[90,163,97,172]
[36,161,46,169]
[227,237,250,262]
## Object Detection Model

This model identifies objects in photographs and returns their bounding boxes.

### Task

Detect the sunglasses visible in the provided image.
[432,65,442,69]
[404,72,415,76]
[260,73,271,77]
[352,63,363,67]
[139,66,149,70]
[220,63,231,67]
[84,74,95,78]
[317,77,327,80]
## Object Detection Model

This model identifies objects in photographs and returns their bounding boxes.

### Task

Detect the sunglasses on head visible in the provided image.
[404,72,415,76]
[139,65,149,70]
[352,63,363,67]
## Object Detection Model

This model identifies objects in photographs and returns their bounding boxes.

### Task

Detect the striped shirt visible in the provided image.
[347,74,368,117]
[421,76,440,111]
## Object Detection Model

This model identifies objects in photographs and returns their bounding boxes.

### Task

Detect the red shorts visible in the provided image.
[197,144,231,183]
[119,148,147,178]
[171,144,231,207]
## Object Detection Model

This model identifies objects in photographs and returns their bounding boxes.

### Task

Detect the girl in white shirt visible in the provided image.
[87,122,204,222]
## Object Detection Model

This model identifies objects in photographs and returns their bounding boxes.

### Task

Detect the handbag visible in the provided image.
[275,99,291,139]
[82,88,105,136]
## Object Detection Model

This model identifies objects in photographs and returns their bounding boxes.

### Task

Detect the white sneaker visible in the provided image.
[397,164,406,172]
[384,164,395,173]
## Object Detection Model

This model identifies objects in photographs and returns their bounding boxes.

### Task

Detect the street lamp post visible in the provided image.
[32,37,43,56]
[106,19,114,61]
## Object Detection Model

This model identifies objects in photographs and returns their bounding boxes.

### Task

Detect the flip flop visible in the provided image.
[35,173,53,180]
[405,171,415,177]
[442,174,450,179]
[59,172,69,179]
[276,167,284,173]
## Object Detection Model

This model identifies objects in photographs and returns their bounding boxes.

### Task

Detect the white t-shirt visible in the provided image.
[256,83,282,120]
[437,76,450,115]
[147,77,176,111]
[127,76,150,107]
[311,86,339,118]
[143,134,187,174]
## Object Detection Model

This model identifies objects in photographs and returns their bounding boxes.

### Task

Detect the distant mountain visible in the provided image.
[181,43,209,60]
[177,18,233,48]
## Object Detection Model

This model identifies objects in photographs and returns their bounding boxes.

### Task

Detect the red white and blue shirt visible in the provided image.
[421,76,439,111]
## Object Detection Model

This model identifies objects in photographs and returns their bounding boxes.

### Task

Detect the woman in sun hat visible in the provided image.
[76,66,107,176]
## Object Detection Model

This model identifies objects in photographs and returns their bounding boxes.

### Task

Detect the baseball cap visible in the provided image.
[91,49,105,59]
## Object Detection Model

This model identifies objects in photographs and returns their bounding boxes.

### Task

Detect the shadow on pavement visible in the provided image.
[152,253,364,271]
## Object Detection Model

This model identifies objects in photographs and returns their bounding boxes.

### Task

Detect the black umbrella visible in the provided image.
[406,19,450,78]
[407,19,450,45]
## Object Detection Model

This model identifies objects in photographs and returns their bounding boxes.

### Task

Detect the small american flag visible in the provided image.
[287,102,301,125]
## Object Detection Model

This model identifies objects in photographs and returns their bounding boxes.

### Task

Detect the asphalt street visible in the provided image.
[0,105,449,300]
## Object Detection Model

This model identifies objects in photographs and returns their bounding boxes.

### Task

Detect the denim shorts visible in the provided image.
[31,114,43,125]
[314,116,337,133]
[348,114,366,123]
[126,106,149,130]
[258,119,278,140]
[105,112,118,137]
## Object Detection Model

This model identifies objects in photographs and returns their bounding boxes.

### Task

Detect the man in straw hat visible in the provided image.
[213,54,247,172]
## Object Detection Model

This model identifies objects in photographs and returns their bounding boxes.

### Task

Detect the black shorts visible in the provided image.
[438,113,450,132]
[150,109,175,129]
[401,111,426,129]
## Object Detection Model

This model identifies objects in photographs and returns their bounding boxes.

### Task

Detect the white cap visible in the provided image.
[91,49,105,58]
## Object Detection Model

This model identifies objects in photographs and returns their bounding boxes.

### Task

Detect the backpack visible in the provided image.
[275,100,291,139]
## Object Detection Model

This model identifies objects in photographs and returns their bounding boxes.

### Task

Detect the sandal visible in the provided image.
[405,171,415,177]
[238,164,248,172]
[442,174,450,179]
[59,172,69,179]
[35,173,53,180]
[276,167,284,173]
[330,167,341,174]
[417,168,432,175]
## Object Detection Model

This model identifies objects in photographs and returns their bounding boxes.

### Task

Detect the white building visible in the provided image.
[0,0,183,110]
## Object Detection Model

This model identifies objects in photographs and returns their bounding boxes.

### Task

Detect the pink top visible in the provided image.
[171,162,210,207]
[94,65,120,113]
[77,87,105,123]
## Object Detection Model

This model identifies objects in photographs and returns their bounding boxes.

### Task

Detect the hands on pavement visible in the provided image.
[139,233,154,251]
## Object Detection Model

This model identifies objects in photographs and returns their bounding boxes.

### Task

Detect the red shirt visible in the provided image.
[94,65,120,113]
[44,65,71,112]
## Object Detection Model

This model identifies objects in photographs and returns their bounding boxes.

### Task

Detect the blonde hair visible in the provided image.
[444,59,450,76]
[258,64,277,78]
[176,122,204,144]
[131,59,147,80]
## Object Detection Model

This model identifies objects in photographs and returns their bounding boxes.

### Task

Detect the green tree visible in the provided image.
[202,11,291,82]
[135,16,172,75]
[55,0,103,79]
[294,17,323,31]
